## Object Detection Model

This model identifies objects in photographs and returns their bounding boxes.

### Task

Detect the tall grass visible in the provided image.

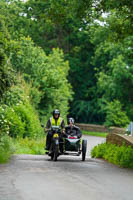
[12,137,46,155]
[0,135,14,163]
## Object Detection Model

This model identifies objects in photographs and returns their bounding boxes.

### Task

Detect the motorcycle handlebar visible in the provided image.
[45,127,62,132]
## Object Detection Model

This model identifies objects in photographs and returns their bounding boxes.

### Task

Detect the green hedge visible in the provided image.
[0,135,14,163]
[0,103,43,138]
[0,82,44,163]
[91,143,133,168]
[0,83,43,139]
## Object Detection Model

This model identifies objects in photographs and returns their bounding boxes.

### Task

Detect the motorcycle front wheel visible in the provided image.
[51,153,54,160]
[53,144,59,161]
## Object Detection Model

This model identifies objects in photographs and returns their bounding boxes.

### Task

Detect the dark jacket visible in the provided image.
[65,125,82,138]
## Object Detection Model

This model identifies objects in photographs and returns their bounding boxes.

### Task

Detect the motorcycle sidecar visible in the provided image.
[63,136,87,161]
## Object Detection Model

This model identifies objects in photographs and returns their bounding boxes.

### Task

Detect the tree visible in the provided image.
[9,37,72,122]
[89,9,133,123]
[0,16,15,98]
[2,0,133,126]
[1,0,100,124]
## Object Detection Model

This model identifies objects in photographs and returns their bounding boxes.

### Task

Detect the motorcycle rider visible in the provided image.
[64,117,82,138]
[45,109,65,150]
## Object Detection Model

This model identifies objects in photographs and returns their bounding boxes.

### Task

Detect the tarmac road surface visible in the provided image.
[0,135,133,200]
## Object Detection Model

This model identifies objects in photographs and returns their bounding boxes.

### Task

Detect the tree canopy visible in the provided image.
[0,0,133,128]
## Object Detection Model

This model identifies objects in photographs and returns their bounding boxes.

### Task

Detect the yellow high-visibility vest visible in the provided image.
[50,117,62,127]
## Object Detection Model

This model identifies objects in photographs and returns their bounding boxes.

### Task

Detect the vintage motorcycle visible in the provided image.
[46,126,87,161]
[46,125,61,161]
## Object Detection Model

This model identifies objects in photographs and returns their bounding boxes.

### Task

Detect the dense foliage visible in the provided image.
[91,143,133,168]
[0,0,133,162]
[1,0,133,126]
[9,37,72,121]
[0,81,43,137]
[0,16,15,98]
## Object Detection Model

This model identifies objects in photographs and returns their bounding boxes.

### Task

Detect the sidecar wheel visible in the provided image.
[82,139,87,161]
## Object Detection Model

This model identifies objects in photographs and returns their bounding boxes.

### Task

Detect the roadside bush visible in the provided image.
[13,137,46,155]
[91,143,106,158]
[14,103,43,138]
[91,143,133,168]
[0,135,14,163]
[0,103,43,139]
[0,83,43,138]
[0,104,25,138]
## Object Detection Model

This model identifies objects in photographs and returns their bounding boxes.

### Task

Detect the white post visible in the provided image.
[127,122,133,136]
[131,122,133,136]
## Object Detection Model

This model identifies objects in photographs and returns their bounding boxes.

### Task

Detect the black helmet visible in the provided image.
[68,117,74,124]
[53,109,60,117]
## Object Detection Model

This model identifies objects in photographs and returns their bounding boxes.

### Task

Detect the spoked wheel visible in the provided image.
[53,145,59,161]
[82,139,87,161]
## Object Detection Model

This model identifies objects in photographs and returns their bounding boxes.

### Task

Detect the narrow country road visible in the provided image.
[0,136,133,200]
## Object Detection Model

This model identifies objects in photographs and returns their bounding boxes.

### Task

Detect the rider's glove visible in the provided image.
[62,129,65,134]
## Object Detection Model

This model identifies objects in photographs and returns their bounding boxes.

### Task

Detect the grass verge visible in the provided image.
[82,130,108,137]
[12,137,46,155]
[91,142,133,168]
[0,136,14,164]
